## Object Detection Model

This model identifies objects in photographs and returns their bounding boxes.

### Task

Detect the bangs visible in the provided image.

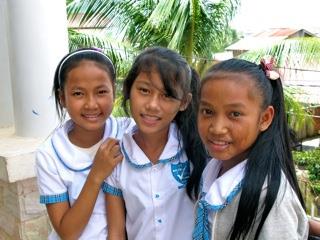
[137,54,183,99]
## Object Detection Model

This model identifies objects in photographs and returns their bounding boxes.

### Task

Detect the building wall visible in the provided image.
[0,178,51,239]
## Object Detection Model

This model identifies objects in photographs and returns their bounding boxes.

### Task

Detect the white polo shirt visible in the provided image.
[36,116,133,240]
[103,123,195,240]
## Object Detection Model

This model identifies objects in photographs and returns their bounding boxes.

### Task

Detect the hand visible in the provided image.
[90,138,123,184]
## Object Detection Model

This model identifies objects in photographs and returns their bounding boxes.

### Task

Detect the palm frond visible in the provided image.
[238,38,320,134]
[68,28,134,78]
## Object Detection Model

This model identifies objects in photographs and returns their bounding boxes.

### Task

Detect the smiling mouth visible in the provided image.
[210,140,230,145]
[82,113,101,120]
[207,139,230,151]
[141,113,161,124]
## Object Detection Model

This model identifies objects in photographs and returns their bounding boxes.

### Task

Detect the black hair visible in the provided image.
[122,47,207,200]
[201,58,305,239]
[52,47,116,122]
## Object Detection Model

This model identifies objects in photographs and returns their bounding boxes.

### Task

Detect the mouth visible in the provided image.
[140,113,161,125]
[82,113,102,121]
[207,139,231,152]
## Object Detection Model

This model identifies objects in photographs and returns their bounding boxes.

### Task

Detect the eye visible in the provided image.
[200,107,213,116]
[138,87,150,95]
[72,91,83,97]
[163,93,170,98]
[97,89,109,95]
[161,92,175,101]
[230,111,241,118]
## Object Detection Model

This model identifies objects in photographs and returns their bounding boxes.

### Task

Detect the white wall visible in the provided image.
[6,0,69,137]
[0,0,14,128]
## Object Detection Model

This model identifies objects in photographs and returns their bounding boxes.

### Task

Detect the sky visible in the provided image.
[230,0,320,33]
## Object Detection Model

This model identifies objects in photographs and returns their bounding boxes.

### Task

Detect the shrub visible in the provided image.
[293,148,320,195]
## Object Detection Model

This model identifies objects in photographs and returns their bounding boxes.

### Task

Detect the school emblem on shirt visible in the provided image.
[171,161,190,188]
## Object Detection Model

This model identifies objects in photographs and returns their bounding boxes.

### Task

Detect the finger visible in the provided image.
[112,144,121,153]
[100,138,119,151]
[110,146,122,158]
[113,154,123,163]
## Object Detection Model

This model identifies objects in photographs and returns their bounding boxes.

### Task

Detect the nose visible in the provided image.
[146,94,161,111]
[84,95,98,109]
[208,116,228,135]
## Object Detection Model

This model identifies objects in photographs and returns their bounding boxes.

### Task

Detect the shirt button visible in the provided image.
[158,219,162,223]
[155,194,160,198]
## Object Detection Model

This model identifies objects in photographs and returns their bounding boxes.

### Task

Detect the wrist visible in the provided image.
[87,170,105,186]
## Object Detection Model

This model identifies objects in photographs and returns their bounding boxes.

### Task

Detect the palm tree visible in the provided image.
[67,0,239,64]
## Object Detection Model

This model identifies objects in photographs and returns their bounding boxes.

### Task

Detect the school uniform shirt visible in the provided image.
[36,116,133,240]
[193,158,309,240]
[103,123,195,240]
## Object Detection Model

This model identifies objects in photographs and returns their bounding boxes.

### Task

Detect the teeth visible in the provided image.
[83,114,99,118]
[212,140,228,145]
[143,114,159,120]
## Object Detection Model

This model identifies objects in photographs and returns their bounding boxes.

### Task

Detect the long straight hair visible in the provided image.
[122,47,207,200]
[202,58,305,239]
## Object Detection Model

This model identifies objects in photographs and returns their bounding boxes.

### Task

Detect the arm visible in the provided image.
[47,138,123,240]
[106,193,126,240]
[309,219,320,236]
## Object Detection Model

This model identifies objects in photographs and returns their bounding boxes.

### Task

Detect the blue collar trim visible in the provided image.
[122,141,184,168]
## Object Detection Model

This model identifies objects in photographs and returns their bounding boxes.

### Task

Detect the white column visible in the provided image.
[7,0,69,137]
[0,0,14,128]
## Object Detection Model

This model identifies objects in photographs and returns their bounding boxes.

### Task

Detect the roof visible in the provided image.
[226,36,286,51]
[226,28,316,51]
[253,28,314,37]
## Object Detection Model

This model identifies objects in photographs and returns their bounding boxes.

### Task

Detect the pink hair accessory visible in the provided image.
[260,56,280,80]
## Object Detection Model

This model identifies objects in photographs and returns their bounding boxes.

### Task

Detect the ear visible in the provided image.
[179,93,192,111]
[259,106,274,132]
[59,89,66,108]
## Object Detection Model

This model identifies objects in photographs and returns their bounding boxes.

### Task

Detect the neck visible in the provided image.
[68,125,105,148]
[219,151,248,177]
[133,128,169,164]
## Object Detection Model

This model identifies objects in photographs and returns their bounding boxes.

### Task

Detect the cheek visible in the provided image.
[197,119,207,140]
[100,95,114,109]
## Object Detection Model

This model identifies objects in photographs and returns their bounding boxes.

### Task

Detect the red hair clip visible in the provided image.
[260,56,280,80]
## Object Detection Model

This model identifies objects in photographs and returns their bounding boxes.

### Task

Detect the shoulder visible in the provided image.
[274,174,306,213]
[258,173,309,239]
[108,116,135,139]
[35,122,70,168]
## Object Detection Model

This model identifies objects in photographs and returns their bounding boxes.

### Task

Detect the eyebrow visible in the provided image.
[199,100,246,109]
[225,103,246,108]
[199,100,212,107]
[70,84,110,90]
[135,79,151,85]
[135,79,167,93]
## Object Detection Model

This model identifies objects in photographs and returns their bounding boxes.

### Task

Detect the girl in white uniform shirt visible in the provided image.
[36,48,132,239]
[103,47,207,240]
[193,58,308,239]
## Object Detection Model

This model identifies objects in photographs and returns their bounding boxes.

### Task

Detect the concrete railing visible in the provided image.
[0,127,51,239]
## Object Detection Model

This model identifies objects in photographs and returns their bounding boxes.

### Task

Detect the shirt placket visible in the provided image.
[151,164,163,240]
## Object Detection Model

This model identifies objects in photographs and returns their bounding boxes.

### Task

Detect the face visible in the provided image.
[129,70,189,138]
[197,74,274,168]
[60,60,114,137]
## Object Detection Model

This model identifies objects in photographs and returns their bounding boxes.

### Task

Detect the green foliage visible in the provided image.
[238,40,318,135]
[66,0,240,63]
[240,37,320,66]
[293,149,320,195]
[284,87,314,133]
[112,96,126,117]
